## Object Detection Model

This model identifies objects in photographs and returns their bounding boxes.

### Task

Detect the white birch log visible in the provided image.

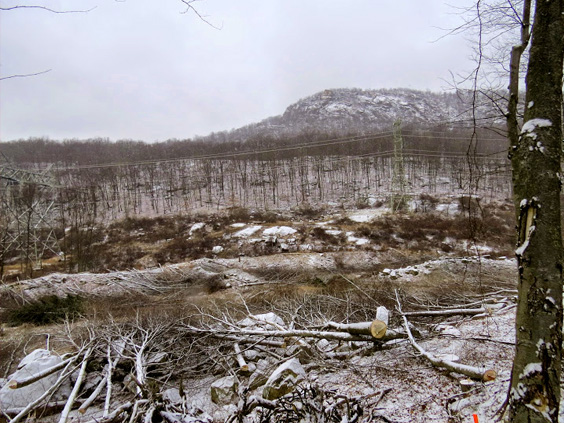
[234,343,249,372]
[59,347,93,423]
[79,374,108,414]
[185,325,402,342]
[324,320,389,339]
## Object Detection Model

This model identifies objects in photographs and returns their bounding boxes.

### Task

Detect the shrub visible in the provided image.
[416,194,439,213]
[295,204,325,219]
[7,295,84,326]
[226,207,251,223]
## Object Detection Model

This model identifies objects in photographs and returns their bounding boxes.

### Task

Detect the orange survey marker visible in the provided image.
[473,414,479,423]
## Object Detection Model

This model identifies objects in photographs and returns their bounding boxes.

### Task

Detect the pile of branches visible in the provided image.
[0,290,514,423]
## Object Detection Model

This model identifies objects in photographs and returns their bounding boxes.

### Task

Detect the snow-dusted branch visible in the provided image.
[395,290,496,381]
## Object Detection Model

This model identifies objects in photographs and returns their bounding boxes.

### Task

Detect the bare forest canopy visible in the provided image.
[0,126,507,168]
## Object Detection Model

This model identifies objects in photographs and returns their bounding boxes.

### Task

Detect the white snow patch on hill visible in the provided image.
[263,226,297,237]
[233,225,263,237]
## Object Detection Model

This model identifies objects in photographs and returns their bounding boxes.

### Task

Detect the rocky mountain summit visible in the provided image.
[201,88,500,143]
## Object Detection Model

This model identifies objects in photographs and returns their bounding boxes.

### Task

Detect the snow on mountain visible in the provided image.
[199,88,500,143]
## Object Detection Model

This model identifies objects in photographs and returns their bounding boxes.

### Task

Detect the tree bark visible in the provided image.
[507,1,564,421]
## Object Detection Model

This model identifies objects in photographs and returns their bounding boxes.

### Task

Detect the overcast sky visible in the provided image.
[0,1,476,142]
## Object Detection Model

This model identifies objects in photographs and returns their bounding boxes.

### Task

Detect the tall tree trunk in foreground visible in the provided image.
[507,1,564,421]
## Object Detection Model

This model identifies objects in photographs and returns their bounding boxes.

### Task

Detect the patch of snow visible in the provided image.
[190,222,205,234]
[522,118,552,132]
[521,118,552,140]
[520,362,542,379]
[436,324,462,337]
[325,229,342,236]
[515,239,529,256]
[348,209,384,222]
[234,225,262,237]
[230,223,246,228]
[263,226,297,237]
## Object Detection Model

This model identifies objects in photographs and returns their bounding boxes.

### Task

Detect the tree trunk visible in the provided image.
[507,1,564,421]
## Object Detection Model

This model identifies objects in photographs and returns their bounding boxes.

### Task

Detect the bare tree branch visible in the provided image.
[178,0,222,29]
[0,69,52,81]
[0,5,96,13]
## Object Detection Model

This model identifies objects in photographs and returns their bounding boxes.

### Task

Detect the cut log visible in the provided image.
[234,343,249,372]
[184,325,403,343]
[324,320,389,339]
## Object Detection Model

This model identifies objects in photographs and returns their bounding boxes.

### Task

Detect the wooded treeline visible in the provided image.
[0,127,505,166]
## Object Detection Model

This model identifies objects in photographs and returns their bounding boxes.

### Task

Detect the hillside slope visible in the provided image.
[201,87,501,143]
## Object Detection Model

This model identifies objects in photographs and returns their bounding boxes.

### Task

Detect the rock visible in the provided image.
[123,374,138,394]
[210,376,238,405]
[0,349,72,410]
[262,358,306,400]
[238,312,286,330]
[81,371,104,394]
[243,349,260,361]
[248,359,276,390]
[162,387,183,405]
[316,339,331,352]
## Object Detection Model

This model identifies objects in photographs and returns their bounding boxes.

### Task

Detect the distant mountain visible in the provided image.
[198,88,502,143]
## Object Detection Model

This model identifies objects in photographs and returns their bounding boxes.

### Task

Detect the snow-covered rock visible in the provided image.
[262,358,306,400]
[210,376,238,405]
[238,312,286,330]
[0,349,72,410]
[189,222,206,235]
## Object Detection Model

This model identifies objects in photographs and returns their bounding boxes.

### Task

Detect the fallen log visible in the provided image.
[234,343,249,372]
[395,290,496,381]
[323,320,388,339]
[183,325,404,343]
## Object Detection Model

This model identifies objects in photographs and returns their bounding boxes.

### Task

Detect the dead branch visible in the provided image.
[82,401,133,423]
[58,347,93,423]
[395,290,495,381]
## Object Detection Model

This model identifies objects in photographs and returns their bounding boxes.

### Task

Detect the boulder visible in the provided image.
[210,376,238,405]
[262,358,305,400]
[0,349,72,410]
[162,387,183,405]
[248,358,276,390]
[238,312,286,330]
